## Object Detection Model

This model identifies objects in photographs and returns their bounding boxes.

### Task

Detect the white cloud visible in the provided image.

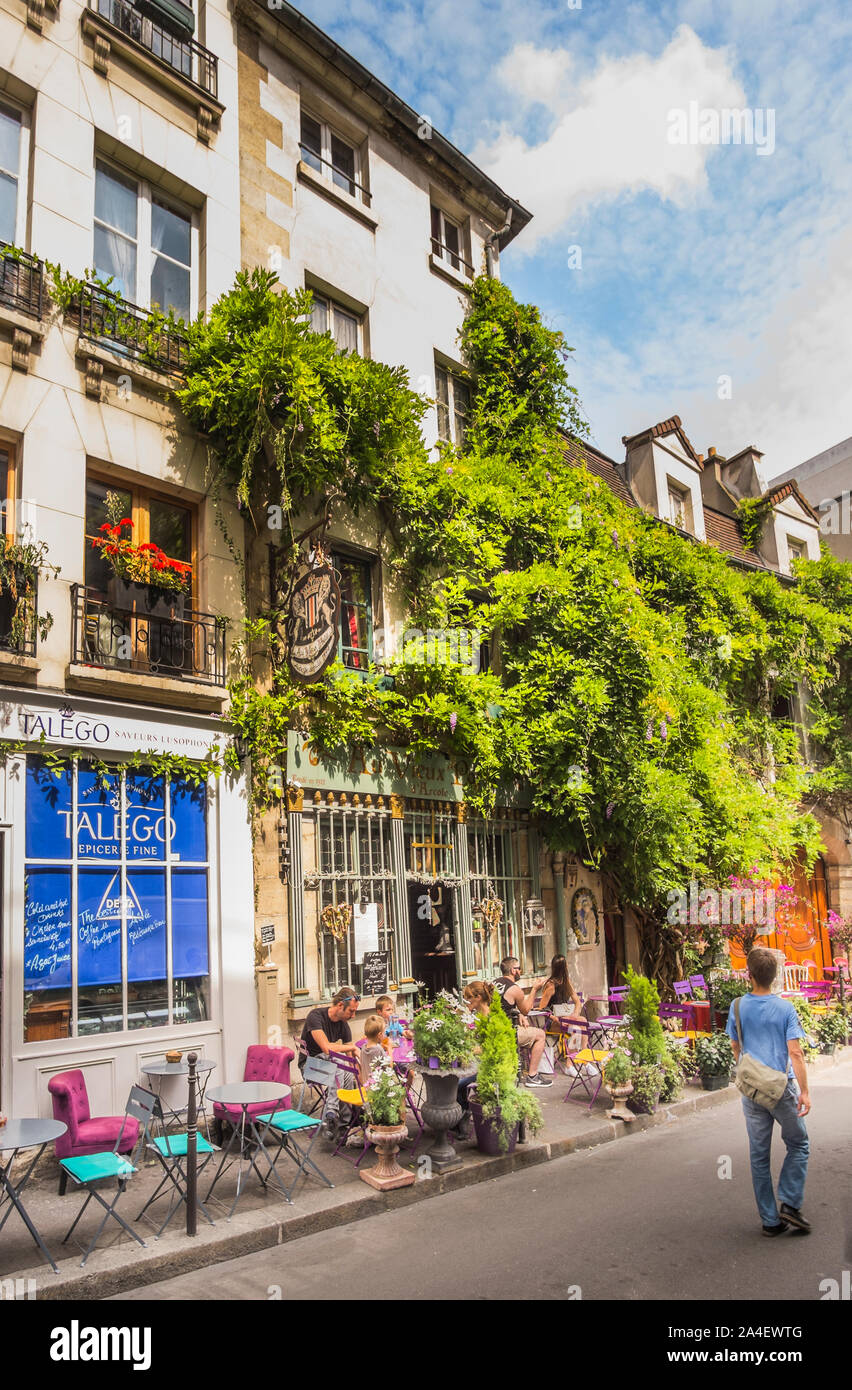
[474,25,745,248]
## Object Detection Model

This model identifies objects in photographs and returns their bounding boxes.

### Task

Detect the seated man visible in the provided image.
[493,956,553,1087]
[300,986,360,1139]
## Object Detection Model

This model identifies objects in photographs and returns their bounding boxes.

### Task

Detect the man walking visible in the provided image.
[726,947,811,1237]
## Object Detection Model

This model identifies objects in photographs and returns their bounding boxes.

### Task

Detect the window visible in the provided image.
[667,479,693,532]
[23,757,211,1041]
[0,440,17,538]
[94,160,194,319]
[0,101,28,247]
[300,110,363,202]
[85,474,195,598]
[468,816,533,974]
[435,364,470,445]
[332,552,373,669]
[309,290,361,354]
[430,205,471,277]
[310,797,397,996]
[787,537,806,567]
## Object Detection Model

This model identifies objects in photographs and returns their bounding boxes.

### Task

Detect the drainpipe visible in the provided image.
[485,207,513,278]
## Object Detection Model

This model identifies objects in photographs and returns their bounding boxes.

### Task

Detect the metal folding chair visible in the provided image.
[327,1051,370,1167]
[59,1085,156,1266]
[136,1101,220,1238]
[295,1041,331,1115]
[561,1021,613,1108]
[394,1059,425,1152]
[673,980,694,1001]
[255,1059,336,1200]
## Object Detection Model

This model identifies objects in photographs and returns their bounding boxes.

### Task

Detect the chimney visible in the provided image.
[720,445,764,500]
[707,446,717,457]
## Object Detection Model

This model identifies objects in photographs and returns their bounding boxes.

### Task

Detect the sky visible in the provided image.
[295,0,852,479]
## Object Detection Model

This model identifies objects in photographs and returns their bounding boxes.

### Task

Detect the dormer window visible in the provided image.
[667,479,693,532]
[787,538,806,564]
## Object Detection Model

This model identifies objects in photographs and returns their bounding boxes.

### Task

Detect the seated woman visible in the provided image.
[533,955,585,1065]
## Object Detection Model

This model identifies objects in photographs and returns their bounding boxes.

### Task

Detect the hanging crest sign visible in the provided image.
[284,558,341,683]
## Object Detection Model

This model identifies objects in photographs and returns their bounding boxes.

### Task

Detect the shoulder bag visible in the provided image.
[732,995,789,1110]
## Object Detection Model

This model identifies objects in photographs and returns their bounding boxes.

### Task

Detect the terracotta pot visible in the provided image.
[361,1123,415,1191]
[606,1081,635,1122]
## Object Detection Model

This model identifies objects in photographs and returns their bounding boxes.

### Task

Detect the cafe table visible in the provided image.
[203,1082,291,1219]
[0,1119,67,1273]
[141,1058,216,1139]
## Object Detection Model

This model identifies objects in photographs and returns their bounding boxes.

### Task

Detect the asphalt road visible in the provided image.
[114,1060,852,1302]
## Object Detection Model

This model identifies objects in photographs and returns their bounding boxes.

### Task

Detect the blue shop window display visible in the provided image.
[24,756,210,1041]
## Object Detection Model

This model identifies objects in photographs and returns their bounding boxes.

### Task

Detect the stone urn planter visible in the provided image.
[699,1073,731,1091]
[605,1081,635,1122]
[360,1122,415,1191]
[413,1065,465,1174]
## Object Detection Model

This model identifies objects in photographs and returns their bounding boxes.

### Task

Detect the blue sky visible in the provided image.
[297,0,852,478]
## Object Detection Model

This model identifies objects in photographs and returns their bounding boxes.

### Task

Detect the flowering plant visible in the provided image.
[91,491,192,594]
[826,912,852,954]
[411,991,476,1068]
[363,1059,406,1126]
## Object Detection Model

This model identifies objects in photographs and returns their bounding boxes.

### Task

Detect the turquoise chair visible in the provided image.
[254,1108,334,1202]
[60,1085,156,1266]
[137,1125,219,1237]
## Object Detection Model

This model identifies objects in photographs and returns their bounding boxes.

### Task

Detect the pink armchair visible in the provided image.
[48,1069,140,1195]
[212,1045,294,1134]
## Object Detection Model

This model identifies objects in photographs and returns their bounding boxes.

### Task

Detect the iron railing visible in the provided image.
[0,244,45,320]
[298,144,372,206]
[0,570,39,657]
[76,283,189,375]
[71,583,227,685]
[89,0,218,96]
[430,238,474,278]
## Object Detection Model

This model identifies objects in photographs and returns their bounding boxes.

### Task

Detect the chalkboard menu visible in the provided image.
[362,951,389,996]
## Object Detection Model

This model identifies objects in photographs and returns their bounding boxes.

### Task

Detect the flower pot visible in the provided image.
[361,1123,415,1191]
[428,1056,441,1069]
[414,1065,464,1173]
[108,575,186,620]
[713,1009,729,1030]
[469,1098,518,1156]
[819,1043,836,1056]
[605,1081,635,1122]
[699,1073,731,1091]
[627,1090,661,1115]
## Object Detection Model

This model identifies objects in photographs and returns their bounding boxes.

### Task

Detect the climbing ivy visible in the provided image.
[734,495,773,551]
[175,268,852,984]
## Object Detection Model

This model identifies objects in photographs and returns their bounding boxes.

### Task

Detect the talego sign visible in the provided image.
[283,559,340,683]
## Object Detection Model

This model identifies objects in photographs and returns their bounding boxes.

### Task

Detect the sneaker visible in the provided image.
[779,1204,811,1233]
[524,1073,553,1088]
[762,1222,789,1237]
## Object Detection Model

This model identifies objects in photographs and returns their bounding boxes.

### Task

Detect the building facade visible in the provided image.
[0,0,256,1117]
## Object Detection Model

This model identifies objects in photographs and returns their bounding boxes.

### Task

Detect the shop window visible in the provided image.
[467,817,533,974]
[23,757,210,1041]
[310,800,397,996]
[435,363,470,445]
[333,552,373,669]
[94,158,195,319]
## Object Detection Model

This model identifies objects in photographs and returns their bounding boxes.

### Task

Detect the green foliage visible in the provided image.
[659,1038,692,1100]
[628,1062,665,1111]
[708,973,750,1013]
[411,993,475,1069]
[0,737,223,788]
[623,966,667,1064]
[0,536,59,646]
[695,1030,735,1076]
[363,1061,406,1125]
[173,267,852,945]
[734,496,773,551]
[815,1006,848,1050]
[603,1046,632,1086]
[474,994,543,1148]
[789,995,819,1059]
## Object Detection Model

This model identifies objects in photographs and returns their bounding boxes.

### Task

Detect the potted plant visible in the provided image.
[411,991,477,1173]
[620,967,668,1114]
[0,535,58,652]
[628,1062,665,1114]
[695,1030,734,1090]
[91,490,192,619]
[815,1008,848,1057]
[361,1061,415,1191]
[603,1046,634,1122]
[708,973,750,1029]
[468,994,543,1155]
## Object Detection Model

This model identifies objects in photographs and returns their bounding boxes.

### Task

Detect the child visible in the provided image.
[375,993,411,1046]
[359,1013,389,1083]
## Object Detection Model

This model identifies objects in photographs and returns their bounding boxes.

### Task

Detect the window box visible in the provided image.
[107,575,187,621]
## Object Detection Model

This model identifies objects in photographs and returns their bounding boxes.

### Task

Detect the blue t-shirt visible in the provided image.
[726,993,804,1076]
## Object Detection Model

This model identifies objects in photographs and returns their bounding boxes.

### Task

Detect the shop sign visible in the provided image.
[287,731,465,801]
[0,701,223,758]
[283,559,341,683]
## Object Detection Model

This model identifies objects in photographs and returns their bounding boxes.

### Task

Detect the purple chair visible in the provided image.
[212,1045,295,1135]
[48,1069,141,1196]
[673,980,694,1000]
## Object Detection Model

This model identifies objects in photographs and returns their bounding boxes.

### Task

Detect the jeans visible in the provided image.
[741,1079,809,1226]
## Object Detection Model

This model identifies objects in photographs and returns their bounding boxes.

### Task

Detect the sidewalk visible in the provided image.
[3,1050,849,1300]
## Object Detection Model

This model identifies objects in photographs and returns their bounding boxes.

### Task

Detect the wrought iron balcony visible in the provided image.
[76,283,189,376]
[89,0,218,97]
[0,244,45,321]
[71,583,227,686]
